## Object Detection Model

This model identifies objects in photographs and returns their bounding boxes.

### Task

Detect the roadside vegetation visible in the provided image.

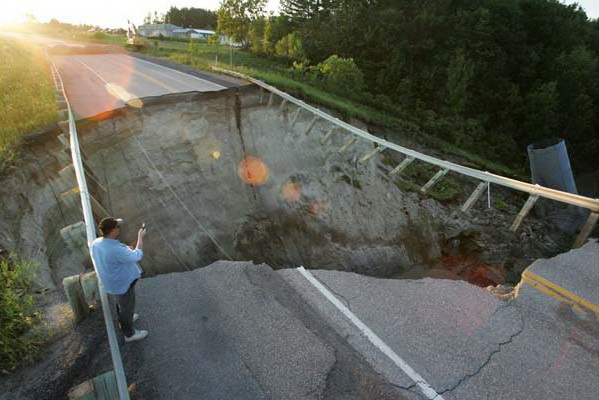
[213,0,599,175]
[0,37,57,169]
[0,254,42,374]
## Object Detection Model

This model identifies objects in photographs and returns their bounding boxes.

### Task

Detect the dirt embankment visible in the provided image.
[0,84,576,398]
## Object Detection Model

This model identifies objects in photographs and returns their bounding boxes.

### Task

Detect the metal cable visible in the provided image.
[131,135,234,261]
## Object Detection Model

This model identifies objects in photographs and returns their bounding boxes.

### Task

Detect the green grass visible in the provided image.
[0,254,43,374]
[0,37,57,167]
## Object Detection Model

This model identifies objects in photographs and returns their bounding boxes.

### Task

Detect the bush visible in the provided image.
[92,31,107,40]
[0,254,42,374]
[275,32,306,62]
[318,55,364,97]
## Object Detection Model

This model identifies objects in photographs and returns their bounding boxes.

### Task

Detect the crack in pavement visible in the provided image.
[316,276,354,311]
[433,300,526,398]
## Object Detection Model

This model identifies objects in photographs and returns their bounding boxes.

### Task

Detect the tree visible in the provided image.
[165,6,218,29]
[217,0,267,48]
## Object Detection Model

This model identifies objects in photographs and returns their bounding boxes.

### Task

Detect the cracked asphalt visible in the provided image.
[123,245,598,400]
[279,263,599,400]
[126,261,406,399]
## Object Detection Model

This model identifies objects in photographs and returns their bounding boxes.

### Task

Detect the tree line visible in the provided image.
[217,0,599,172]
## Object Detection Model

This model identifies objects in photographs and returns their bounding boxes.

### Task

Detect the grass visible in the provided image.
[0,36,57,167]
[0,254,43,374]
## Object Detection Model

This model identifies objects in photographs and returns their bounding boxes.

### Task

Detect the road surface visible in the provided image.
[53,52,242,119]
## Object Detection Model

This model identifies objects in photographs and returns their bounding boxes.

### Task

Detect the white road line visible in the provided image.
[78,59,109,84]
[132,56,226,90]
[296,266,444,400]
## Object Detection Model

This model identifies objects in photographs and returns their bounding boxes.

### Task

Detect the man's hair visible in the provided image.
[99,217,120,236]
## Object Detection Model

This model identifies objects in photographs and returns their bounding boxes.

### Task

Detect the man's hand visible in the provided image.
[136,226,146,251]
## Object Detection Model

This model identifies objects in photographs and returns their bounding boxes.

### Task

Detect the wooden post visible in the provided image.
[421,168,449,193]
[461,182,487,212]
[267,92,274,107]
[58,120,70,133]
[290,108,301,128]
[80,271,99,303]
[69,370,119,400]
[321,128,335,145]
[55,148,70,163]
[389,156,415,176]
[63,275,90,322]
[359,146,386,164]
[573,212,599,248]
[57,134,70,148]
[303,117,318,135]
[510,194,539,232]
[338,137,357,153]
[259,87,265,104]
[278,99,287,112]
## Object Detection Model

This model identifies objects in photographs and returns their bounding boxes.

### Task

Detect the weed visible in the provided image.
[0,254,43,374]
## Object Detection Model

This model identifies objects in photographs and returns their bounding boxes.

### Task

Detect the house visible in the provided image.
[172,28,216,41]
[137,23,181,38]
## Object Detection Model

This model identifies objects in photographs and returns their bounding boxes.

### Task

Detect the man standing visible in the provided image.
[91,217,148,343]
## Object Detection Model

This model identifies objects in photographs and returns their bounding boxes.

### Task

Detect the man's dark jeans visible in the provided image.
[115,279,138,337]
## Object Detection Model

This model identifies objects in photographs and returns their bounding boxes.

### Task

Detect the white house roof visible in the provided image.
[192,29,215,34]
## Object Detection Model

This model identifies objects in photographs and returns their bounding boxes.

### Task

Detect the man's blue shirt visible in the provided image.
[90,237,142,295]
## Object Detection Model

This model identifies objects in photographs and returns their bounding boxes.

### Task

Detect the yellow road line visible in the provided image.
[522,270,599,315]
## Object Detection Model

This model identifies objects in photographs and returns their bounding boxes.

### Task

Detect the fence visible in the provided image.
[213,67,599,248]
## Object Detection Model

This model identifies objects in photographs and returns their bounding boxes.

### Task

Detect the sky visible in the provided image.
[0,1,597,29]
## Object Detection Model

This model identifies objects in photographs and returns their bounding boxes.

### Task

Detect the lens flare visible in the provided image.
[238,156,269,186]
[282,181,302,202]
[105,83,143,108]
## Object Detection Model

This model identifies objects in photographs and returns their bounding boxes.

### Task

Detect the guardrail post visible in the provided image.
[359,146,386,164]
[267,92,274,107]
[338,137,357,153]
[290,108,301,128]
[58,134,70,148]
[573,211,599,248]
[389,156,415,176]
[278,99,288,112]
[461,182,487,212]
[510,194,539,232]
[303,117,318,135]
[321,128,335,144]
[421,168,449,193]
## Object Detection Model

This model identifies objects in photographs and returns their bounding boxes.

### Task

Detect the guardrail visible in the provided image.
[213,67,599,248]
[50,61,130,400]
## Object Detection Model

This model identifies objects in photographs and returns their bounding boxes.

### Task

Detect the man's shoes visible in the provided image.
[124,329,149,343]
[133,313,140,322]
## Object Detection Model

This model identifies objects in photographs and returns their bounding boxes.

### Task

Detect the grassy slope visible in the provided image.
[0,37,57,163]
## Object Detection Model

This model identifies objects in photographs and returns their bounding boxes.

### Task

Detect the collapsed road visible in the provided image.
[0,44,597,399]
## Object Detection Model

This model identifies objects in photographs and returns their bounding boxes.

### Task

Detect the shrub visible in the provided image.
[318,55,364,97]
[275,32,306,62]
[0,254,42,374]
[92,31,107,40]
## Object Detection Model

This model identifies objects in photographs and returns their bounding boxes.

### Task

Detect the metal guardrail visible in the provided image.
[213,67,599,246]
[50,61,130,400]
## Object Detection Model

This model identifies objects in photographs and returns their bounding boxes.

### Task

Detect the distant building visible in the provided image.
[172,28,216,41]
[137,23,181,38]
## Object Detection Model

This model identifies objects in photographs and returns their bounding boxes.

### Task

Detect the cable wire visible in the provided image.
[131,135,234,261]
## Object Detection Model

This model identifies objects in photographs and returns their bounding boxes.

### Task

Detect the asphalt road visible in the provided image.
[128,261,406,400]
[279,243,599,400]
[53,52,238,119]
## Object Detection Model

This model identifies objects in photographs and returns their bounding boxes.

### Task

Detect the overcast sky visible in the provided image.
[0,1,597,29]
